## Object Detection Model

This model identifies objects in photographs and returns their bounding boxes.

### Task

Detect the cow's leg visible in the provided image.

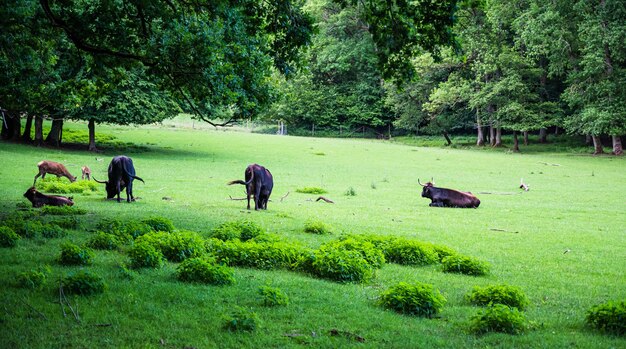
[254,183,262,210]
[126,181,133,202]
[116,180,122,202]
[246,185,252,210]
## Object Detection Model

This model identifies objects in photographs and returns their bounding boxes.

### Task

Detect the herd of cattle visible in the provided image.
[24,156,481,209]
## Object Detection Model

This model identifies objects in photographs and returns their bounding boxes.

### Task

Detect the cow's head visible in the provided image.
[93,177,126,199]
[418,178,435,198]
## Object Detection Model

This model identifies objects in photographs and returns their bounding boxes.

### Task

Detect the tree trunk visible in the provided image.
[539,128,548,143]
[612,135,623,155]
[45,118,64,147]
[34,116,44,146]
[443,132,452,146]
[1,111,21,141]
[88,119,98,151]
[523,131,529,146]
[489,125,495,146]
[476,112,485,146]
[513,131,520,152]
[592,135,604,155]
[585,134,592,145]
[22,114,33,143]
[494,126,502,147]
[554,126,559,136]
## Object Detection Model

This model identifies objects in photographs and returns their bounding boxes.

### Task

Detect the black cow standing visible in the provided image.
[228,164,273,210]
[94,156,144,202]
[419,179,480,208]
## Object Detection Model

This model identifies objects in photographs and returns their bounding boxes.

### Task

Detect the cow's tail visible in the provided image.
[120,159,145,184]
[132,175,145,184]
[228,166,255,186]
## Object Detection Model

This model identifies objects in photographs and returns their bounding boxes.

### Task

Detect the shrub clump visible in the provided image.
[16,220,45,238]
[585,300,626,335]
[41,205,87,215]
[468,304,528,335]
[87,232,120,250]
[321,237,385,268]
[142,217,175,233]
[41,224,68,239]
[303,220,333,235]
[176,257,235,285]
[209,239,306,270]
[124,221,154,239]
[59,242,94,266]
[211,220,264,242]
[17,266,51,290]
[379,282,447,318]
[223,307,260,332]
[385,239,439,266]
[442,255,490,276]
[136,230,205,262]
[465,284,530,310]
[431,244,459,262]
[37,177,99,194]
[258,285,289,306]
[0,226,20,247]
[296,187,327,194]
[62,271,106,296]
[298,247,374,283]
[51,216,80,229]
[128,241,165,268]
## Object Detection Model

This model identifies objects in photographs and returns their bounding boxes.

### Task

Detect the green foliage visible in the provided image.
[41,224,68,239]
[303,219,333,235]
[141,217,175,233]
[0,226,20,247]
[96,218,127,239]
[50,216,80,229]
[378,282,446,318]
[211,220,264,242]
[298,247,374,283]
[442,255,490,276]
[59,242,94,266]
[295,187,327,194]
[41,205,87,215]
[223,307,260,332]
[344,187,357,196]
[321,237,386,268]
[37,177,99,194]
[468,304,529,335]
[16,220,44,238]
[431,244,459,262]
[176,258,235,285]
[585,300,626,335]
[124,221,154,239]
[87,232,120,250]
[136,230,205,262]
[258,285,289,307]
[209,239,306,271]
[62,271,106,296]
[465,284,530,310]
[128,241,165,269]
[385,239,439,266]
[17,266,51,290]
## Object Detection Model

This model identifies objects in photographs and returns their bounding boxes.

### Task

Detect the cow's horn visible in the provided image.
[93,177,107,184]
[418,179,425,187]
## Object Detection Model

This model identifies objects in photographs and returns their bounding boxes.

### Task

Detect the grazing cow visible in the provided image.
[34,160,77,186]
[419,179,480,208]
[81,166,91,180]
[94,155,144,202]
[23,187,74,207]
[228,164,274,210]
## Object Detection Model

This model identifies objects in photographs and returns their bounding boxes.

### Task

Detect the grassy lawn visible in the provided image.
[1,120,624,348]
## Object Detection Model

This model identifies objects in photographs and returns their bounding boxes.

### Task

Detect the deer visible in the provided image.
[33,160,77,186]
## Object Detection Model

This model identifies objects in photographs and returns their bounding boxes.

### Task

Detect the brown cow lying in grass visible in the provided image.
[23,187,74,208]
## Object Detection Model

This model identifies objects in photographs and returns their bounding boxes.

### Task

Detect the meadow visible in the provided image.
[0,120,624,348]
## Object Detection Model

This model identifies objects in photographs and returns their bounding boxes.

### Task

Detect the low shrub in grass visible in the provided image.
[62,271,106,296]
[344,187,357,196]
[298,247,374,283]
[0,226,20,247]
[585,300,626,335]
[223,307,260,332]
[345,234,397,252]
[209,239,307,270]
[385,239,439,266]
[379,282,446,318]
[96,218,128,240]
[303,219,333,235]
[176,257,235,285]
[211,220,264,241]
[128,241,165,269]
[468,304,528,335]
[137,230,205,262]
[124,221,154,239]
[41,205,87,215]
[431,244,459,262]
[442,255,490,276]
[17,266,51,290]
[87,232,120,250]
[296,187,327,194]
[51,216,80,229]
[142,217,175,233]
[259,285,289,307]
[320,238,385,268]
[41,224,68,239]
[59,242,94,266]
[16,220,44,238]
[465,284,530,310]
[37,177,99,194]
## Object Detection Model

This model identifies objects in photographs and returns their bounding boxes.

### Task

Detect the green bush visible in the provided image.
[295,187,327,194]
[96,218,128,240]
[17,266,51,290]
[344,187,357,196]
[379,282,446,318]
[442,255,490,276]
[385,239,439,266]
[468,304,528,335]
[211,220,264,242]
[176,257,235,285]
[258,285,289,307]
[87,232,120,250]
[142,217,175,233]
[59,242,94,266]
[431,244,459,262]
[128,241,165,269]
[465,284,530,310]
[320,238,385,268]
[299,247,374,283]
[17,220,44,238]
[223,307,260,332]
[51,216,80,229]
[37,177,99,194]
[303,219,333,235]
[124,221,154,239]
[0,226,20,247]
[41,205,87,215]
[209,239,306,270]
[62,271,106,296]
[136,230,205,262]
[41,224,68,239]
[586,300,626,335]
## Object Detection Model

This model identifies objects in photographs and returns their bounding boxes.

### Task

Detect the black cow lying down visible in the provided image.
[419,179,480,208]
[23,187,74,207]
[228,164,274,210]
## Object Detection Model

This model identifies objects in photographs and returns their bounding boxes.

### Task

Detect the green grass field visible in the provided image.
[1,120,624,348]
